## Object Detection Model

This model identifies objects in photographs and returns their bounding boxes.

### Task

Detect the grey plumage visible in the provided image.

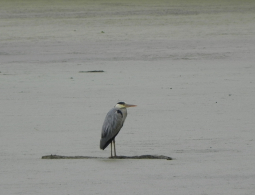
[100,107,127,150]
[100,102,136,157]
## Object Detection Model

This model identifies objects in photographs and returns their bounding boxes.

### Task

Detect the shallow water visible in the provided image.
[1,0,255,194]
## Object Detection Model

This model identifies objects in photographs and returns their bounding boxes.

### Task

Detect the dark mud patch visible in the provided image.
[79,70,104,73]
[42,154,172,160]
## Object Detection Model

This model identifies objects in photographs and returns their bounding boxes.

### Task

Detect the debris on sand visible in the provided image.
[79,70,104,73]
[42,154,172,160]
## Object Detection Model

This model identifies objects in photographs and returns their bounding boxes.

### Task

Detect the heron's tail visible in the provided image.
[100,138,112,150]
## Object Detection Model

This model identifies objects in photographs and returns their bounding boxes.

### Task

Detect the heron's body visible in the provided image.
[100,102,136,157]
[100,107,127,150]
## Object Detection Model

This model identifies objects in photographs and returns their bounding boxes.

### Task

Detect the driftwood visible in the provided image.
[79,70,104,73]
[42,154,172,160]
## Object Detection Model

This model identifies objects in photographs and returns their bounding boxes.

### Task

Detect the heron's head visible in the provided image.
[115,102,137,109]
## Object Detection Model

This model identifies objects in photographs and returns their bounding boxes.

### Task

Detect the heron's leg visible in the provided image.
[113,139,116,156]
[110,141,113,157]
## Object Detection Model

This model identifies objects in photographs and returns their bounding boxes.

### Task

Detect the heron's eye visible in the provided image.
[117,102,125,105]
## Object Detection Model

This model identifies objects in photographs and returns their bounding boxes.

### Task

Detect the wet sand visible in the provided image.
[1,0,255,194]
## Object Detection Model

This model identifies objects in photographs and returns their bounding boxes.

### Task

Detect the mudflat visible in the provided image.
[1,0,255,194]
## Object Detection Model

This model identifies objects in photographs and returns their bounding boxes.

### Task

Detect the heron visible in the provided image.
[100,102,137,157]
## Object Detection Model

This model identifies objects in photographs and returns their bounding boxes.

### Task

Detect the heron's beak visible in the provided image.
[125,104,137,108]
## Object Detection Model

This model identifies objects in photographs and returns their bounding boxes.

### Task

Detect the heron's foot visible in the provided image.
[109,155,118,159]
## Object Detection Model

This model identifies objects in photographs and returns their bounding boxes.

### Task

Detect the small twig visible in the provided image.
[79,70,104,73]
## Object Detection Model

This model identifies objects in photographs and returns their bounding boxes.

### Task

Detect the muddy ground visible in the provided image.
[1,0,255,194]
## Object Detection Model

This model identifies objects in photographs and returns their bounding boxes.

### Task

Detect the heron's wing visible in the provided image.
[100,108,124,149]
[101,108,124,139]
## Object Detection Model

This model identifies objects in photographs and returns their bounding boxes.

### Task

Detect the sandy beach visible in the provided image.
[1,0,255,194]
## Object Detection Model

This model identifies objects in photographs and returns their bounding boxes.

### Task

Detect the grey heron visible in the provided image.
[100,102,137,157]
